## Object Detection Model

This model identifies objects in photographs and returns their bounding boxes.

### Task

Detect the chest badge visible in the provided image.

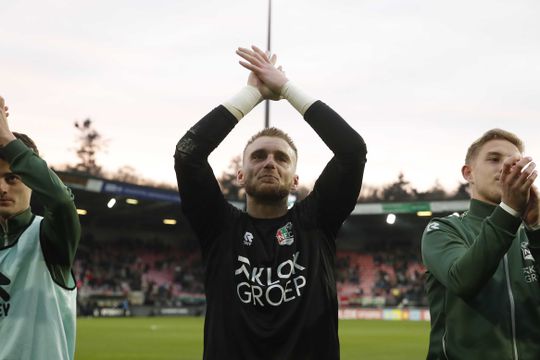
[276,222,294,246]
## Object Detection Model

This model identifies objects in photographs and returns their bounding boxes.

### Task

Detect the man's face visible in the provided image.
[238,136,299,202]
[462,139,521,205]
[0,159,31,219]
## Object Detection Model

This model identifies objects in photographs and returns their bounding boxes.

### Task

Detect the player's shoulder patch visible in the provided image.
[425,213,464,235]
[426,222,441,233]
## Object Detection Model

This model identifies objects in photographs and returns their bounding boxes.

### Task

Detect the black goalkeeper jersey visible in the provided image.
[175,101,367,360]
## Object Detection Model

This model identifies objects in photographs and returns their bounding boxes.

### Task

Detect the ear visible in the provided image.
[290,174,299,191]
[237,169,245,186]
[461,164,473,184]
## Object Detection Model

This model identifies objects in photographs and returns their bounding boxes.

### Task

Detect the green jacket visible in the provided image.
[422,199,540,360]
[0,139,80,287]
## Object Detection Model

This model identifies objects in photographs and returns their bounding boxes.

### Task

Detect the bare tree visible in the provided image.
[111,165,140,184]
[416,180,449,200]
[381,172,418,201]
[69,119,106,176]
[359,184,383,202]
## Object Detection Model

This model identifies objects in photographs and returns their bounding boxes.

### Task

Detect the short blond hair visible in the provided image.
[243,127,298,159]
[465,128,524,164]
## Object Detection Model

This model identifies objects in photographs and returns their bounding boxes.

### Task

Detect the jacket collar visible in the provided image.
[0,207,34,236]
[468,199,497,219]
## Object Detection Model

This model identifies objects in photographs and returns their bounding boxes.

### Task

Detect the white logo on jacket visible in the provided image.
[523,265,538,283]
[426,222,440,233]
[521,241,535,262]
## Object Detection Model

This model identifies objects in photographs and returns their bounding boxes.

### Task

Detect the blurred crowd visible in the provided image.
[75,236,427,310]
[75,235,204,313]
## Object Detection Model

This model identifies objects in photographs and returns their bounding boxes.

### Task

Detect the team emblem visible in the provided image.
[276,222,294,246]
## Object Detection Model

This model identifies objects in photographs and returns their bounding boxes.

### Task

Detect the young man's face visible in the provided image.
[462,139,521,205]
[238,136,299,202]
[0,159,31,219]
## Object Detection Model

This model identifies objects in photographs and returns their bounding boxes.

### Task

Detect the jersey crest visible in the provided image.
[276,222,294,246]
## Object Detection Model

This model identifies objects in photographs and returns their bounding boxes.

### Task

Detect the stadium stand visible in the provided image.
[75,237,426,314]
[47,171,463,316]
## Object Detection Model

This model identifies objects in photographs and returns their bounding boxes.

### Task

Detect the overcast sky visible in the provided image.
[2,0,539,192]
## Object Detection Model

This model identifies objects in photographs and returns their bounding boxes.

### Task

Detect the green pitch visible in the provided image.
[76,317,429,359]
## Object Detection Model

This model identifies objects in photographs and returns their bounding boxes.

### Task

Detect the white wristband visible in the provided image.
[223,86,263,121]
[500,202,520,218]
[281,81,317,116]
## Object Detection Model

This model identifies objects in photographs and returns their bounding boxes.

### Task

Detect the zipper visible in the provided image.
[503,255,518,360]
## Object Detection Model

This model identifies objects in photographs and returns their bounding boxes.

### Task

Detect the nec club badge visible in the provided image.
[276,222,294,246]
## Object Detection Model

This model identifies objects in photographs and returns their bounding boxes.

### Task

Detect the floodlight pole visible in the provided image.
[264,0,272,128]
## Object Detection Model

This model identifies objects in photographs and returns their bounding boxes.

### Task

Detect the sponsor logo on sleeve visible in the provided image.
[523,265,538,283]
[521,240,538,283]
[521,240,535,262]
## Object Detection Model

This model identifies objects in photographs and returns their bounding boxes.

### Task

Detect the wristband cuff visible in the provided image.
[223,86,263,121]
[500,202,521,217]
[281,81,317,116]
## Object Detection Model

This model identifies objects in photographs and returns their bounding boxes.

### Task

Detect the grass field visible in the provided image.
[76,317,429,359]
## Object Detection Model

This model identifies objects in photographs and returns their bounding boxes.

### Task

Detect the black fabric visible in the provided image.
[174,101,366,360]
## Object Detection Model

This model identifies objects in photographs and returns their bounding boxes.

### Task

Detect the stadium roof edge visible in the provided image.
[57,171,468,214]
[57,171,181,203]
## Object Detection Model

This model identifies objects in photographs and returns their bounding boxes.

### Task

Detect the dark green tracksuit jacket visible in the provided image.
[422,199,540,360]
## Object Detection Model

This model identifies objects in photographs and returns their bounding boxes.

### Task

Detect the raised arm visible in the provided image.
[174,54,272,250]
[174,105,238,250]
[0,96,80,287]
[302,101,367,234]
[422,209,521,298]
[237,46,367,234]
